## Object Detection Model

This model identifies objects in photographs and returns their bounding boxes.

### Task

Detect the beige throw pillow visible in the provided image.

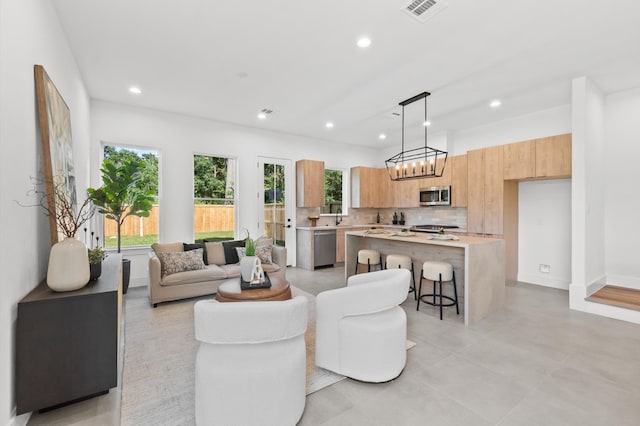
[255,239,273,264]
[157,249,205,277]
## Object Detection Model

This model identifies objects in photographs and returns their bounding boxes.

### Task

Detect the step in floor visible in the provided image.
[585,285,640,312]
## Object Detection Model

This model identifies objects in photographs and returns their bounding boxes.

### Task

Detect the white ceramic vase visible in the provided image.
[240,256,263,283]
[47,237,90,292]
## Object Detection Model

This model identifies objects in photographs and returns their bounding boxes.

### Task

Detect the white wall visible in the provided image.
[518,180,572,288]
[0,1,91,424]
[90,100,380,282]
[449,105,571,155]
[570,77,606,305]
[604,88,640,288]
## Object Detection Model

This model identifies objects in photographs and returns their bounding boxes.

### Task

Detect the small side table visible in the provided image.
[216,276,292,302]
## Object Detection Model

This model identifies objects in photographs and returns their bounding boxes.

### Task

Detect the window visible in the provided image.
[322,168,345,214]
[193,155,236,242]
[101,145,159,248]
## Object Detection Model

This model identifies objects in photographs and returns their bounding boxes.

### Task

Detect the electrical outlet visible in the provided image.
[539,264,550,273]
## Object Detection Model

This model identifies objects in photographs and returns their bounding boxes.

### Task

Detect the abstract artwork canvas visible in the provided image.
[34,64,77,245]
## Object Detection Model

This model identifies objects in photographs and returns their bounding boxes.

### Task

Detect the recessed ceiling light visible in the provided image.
[129,86,142,94]
[257,112,267,120]
[423,121,431,127]
[325,122,334,129]
[357,37,371,48]
[490,100,501,108]
[379,134,387,140]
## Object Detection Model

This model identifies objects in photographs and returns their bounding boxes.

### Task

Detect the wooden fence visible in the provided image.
[103,203,285,238]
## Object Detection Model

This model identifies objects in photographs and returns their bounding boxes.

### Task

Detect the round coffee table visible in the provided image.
[216,276,292,302]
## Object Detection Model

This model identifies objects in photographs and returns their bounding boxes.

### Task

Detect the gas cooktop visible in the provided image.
[410,224,460,233]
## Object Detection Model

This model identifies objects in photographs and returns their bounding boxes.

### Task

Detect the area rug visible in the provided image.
[120,286,343,426]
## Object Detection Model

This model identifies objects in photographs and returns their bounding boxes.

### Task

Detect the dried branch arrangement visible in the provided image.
[20,178,95,238]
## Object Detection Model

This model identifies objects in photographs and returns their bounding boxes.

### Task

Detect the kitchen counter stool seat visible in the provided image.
[385,254,416,300]
[417,261,459,320]
[355,249,382,274]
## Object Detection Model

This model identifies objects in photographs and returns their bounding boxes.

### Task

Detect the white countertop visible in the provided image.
[296,224,465,231]
[345,229,501,247]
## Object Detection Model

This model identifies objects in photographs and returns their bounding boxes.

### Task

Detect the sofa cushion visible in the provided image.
[184,243,208,264]
[219,263,241,278]
[222,239,245,264]
[205,242,226,265]
[161,264,228,286]
[158,249,205,277]
[261,263,281,274]
[152,242,184,255]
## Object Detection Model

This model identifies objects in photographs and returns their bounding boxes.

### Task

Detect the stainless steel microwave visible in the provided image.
[419,186,451,206]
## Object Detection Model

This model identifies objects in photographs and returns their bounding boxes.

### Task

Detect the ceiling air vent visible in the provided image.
[403,0,449,22]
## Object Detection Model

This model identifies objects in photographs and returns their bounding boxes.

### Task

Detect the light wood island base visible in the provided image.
[345,231,505,326]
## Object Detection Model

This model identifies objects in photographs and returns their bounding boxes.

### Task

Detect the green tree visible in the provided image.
[193,155,234,204]
[103,146,158,198]
[263,163,285,203]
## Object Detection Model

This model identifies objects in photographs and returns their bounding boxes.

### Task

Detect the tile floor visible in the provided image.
[27,265,640,425]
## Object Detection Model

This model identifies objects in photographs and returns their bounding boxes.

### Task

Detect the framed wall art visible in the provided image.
[34,64,78,245]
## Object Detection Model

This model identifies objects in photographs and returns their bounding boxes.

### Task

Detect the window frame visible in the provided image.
[99,143,160,250]
[192,153,238,242]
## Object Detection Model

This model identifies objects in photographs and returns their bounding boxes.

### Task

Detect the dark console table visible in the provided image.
[15,254,122,414]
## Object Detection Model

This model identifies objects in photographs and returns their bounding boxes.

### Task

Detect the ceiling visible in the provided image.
[52,0,640,149]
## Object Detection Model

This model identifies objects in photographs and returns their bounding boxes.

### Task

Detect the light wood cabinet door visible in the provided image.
[503,139,535,180]
[467,149,485,233]
[431,157,452,187]
[296,159,325,207]
[376,168,393,208]
[483,145,504,235]
[336,228,346,263]
[536,133,572,178]
[392,178,419,208]
[351,167,379,208]
[450,154,467,207]
[467,147,504,235]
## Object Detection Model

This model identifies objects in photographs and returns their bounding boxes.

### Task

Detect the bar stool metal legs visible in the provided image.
[417,261,459,320]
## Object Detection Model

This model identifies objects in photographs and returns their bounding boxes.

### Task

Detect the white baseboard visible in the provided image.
[585,274,607,296]
[517,273,570,290]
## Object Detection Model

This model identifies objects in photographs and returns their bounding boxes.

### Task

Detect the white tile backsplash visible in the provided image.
[297,206,467,229]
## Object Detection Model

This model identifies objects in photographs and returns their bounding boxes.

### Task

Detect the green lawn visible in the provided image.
[103,231,235,248]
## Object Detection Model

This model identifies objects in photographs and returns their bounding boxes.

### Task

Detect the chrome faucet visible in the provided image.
[335,208,342,226]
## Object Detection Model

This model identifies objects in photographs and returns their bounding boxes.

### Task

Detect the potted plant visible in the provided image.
[88,158,155,294]
[88,246,106,281]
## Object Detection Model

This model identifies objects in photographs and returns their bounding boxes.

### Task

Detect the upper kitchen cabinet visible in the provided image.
[351,166,381,208]
[503,133,572,180]
[536,133,572,178]
[351,167,395,208]
[503,139,536,180]
[392,178,419,208]
[429,157,452,187]
[450,154,468,207]
[467,146,505,235]
[296,159,325,208]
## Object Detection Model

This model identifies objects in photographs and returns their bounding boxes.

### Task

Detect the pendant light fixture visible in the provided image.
[385,91,447,181]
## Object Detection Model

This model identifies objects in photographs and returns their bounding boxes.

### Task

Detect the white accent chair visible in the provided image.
[194,296,308,426]
[315,269,411,382]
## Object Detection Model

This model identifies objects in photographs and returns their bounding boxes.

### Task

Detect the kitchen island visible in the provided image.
[345,230,505,326]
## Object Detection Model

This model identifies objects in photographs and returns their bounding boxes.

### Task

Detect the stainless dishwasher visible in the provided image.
[314,229,336,268]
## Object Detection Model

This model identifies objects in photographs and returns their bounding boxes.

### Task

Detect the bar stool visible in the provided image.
[355,249,382,274]
[417,261,459,320]
[385,254,417,300]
